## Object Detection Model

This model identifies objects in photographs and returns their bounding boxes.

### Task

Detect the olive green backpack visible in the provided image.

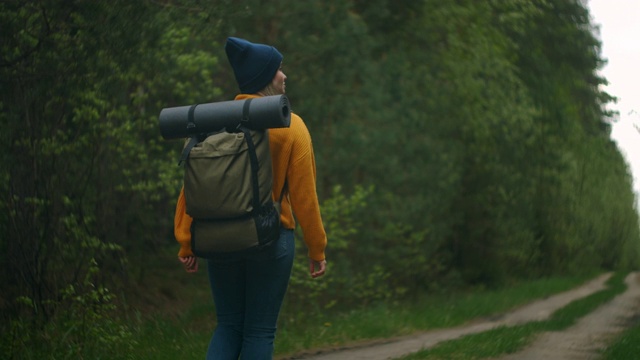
[179,106,284,257]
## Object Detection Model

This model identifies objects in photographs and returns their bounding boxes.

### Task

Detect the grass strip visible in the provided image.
[273,272,600,356]
[396,272,628,360]
[600,321,640,360]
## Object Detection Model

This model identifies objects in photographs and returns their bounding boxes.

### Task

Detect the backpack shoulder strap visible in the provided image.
[178,137,199,166]
[239,126,262,212]
[238,98,263,212]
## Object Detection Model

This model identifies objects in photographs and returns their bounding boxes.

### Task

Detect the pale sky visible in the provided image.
[588,0,640,200]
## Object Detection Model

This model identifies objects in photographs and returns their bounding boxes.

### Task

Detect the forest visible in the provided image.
[1,0,639,357]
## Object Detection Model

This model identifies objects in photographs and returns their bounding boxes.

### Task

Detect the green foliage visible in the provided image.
[0,0,222,356]
[285,185,381,317]
[321,184,372,250]
[1,260,135,359]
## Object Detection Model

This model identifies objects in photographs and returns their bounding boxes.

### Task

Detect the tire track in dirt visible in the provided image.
[284,273,614,360]
[494,272,640,360]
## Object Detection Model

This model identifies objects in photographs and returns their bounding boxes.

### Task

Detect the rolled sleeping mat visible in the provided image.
[159,95,291,140]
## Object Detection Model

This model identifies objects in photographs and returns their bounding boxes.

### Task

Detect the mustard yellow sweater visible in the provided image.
[174,94,327,261]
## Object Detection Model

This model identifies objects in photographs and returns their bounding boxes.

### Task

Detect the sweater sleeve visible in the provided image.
[174,186,194,258]
[286,120,327,261]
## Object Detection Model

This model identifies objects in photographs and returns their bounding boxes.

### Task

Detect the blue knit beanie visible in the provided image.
[225,37,283,94]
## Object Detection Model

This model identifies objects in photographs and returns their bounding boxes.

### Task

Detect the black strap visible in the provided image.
[178,104,200,166]
[186,104,198,134]
[238,98,261,211]
[178,137,199,166]
[240,126,261,212]
[240,98,252,129]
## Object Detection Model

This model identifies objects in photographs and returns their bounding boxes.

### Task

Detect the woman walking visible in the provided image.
[174,36,328,360]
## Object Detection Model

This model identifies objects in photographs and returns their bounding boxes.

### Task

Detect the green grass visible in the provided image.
[400,324,543,360]
[396,272,628,360]
[601,321,640,360]
[114,271,608,359]
[273,272,601,356]
[128,318,212,360]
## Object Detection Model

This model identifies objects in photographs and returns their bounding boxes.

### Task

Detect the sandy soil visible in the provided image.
[285,272,640,360]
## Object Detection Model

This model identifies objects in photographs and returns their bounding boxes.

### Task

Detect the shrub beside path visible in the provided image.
[284,272,635,360]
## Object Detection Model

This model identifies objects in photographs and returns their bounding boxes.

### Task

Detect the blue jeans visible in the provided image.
[205,229,295,360]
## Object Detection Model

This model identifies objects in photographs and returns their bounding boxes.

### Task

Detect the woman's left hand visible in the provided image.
[309,258,327,278]
[179,256,198,273]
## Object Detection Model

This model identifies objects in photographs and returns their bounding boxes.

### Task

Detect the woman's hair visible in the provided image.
[258,82,282,97]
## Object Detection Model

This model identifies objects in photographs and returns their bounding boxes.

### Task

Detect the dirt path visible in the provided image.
[494,272,640,360]
[285,272,640,360]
